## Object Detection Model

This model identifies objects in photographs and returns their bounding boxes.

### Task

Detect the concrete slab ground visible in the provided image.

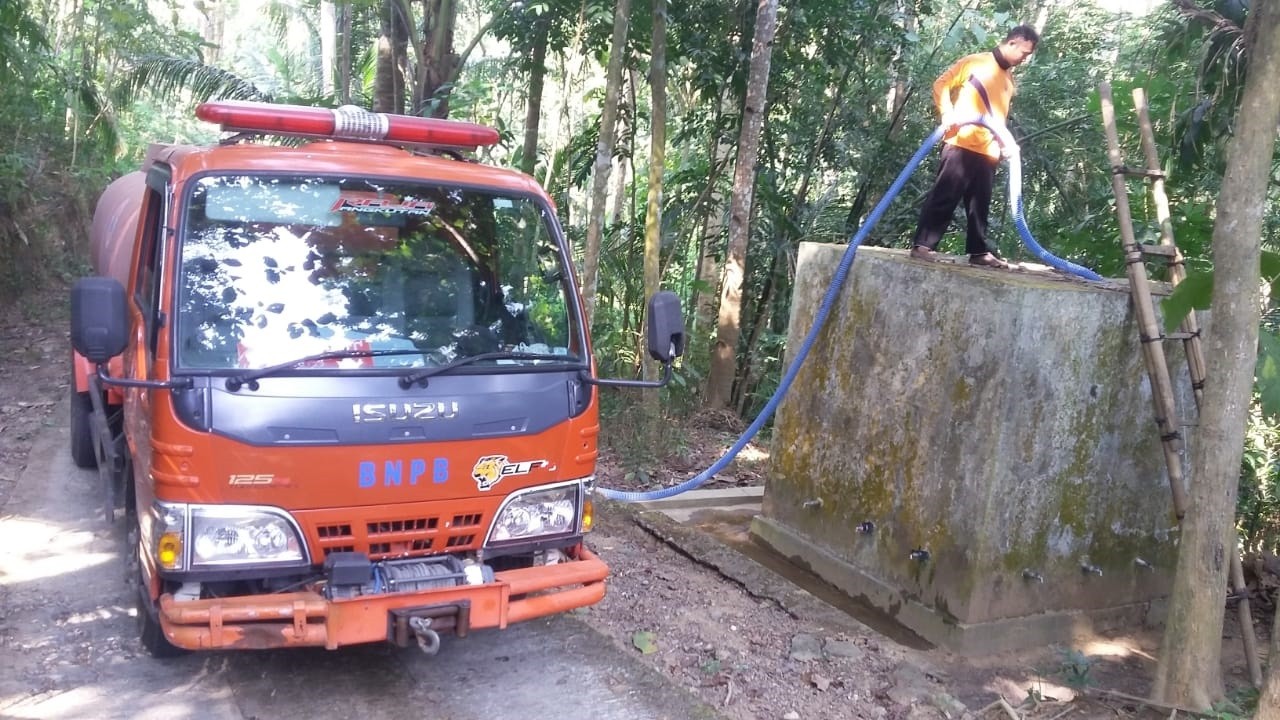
[628,488,935,650]
[635,486,763,522]
[634,488,1163,657]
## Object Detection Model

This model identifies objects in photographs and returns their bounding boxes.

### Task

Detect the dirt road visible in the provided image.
[0,423,721,720]
[0,290,1209,720]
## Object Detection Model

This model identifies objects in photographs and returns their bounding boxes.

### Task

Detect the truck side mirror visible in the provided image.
[645,291,686,364]
[71,277,128,364]
[581,290,685,389]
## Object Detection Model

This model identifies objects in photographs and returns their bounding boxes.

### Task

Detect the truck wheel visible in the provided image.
[69,389,98,469]
[128,515,186,658]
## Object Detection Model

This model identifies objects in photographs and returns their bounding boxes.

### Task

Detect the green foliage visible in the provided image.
[1051,646,1096,690]
[631,629,658,654]
[1161,251,1280,417]
[1147,0,1249,174]
[1239,401,1280,553]
[1257,330,1280,421]
[1209,685,1258,720]
[1159,268,1215,331]
[0,0,119,300]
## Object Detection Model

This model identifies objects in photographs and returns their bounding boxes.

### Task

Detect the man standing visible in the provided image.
[909,25,1039,269]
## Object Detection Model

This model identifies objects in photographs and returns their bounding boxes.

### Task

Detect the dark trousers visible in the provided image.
[912,144,998,256]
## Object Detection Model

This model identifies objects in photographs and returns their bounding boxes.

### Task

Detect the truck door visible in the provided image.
[122,165,169,497]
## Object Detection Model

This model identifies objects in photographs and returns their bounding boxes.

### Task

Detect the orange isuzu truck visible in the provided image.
[69,102,684,657]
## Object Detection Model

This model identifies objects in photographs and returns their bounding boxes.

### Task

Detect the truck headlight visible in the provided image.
[488,481,582,544]
[191,506,306,567]
[152,502,308,570]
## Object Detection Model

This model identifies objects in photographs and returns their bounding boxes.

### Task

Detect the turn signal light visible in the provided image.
[158,532,183,570]
[581,497,594,533]
[195,101,500,148]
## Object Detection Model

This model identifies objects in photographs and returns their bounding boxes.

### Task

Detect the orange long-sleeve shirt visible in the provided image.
[933,50,1016,162]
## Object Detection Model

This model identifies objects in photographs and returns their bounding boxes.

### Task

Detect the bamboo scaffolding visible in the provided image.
[1098,82,1188,519]
[1098,81,1263,689]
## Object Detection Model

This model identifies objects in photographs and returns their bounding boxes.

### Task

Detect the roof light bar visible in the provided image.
[195,101,500,149]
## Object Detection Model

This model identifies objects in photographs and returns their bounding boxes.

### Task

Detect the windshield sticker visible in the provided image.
[471,455,548,492]
[330,193,436,216]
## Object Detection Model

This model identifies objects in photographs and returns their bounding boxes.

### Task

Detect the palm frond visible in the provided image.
[117,55,272,107]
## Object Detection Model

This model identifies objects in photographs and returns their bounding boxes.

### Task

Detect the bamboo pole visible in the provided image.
[1099,81,1189,520]
[1229,540,1264,687]
[1132,88,1207,411]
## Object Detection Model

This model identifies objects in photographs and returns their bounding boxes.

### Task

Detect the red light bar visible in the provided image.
[195,101,500,148]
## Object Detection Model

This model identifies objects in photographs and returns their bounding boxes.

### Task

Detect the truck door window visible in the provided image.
[135,186,166,360]
[175,175,581,372]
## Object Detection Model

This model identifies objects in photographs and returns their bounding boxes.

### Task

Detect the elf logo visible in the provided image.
[471,456,548,491]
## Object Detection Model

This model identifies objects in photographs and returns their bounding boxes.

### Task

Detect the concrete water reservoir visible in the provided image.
[752,244,1192,655]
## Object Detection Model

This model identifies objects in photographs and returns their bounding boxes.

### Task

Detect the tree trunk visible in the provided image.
[887,1,914,137]
[641,0,667,384]
[1154,0,1280,710]
[691,112,733,340]
[374,0,409,113]
[706,0,778,410]
[608,70,631,227]
[736,245,781,414]
[320,0,336,97]
[337,1,353,104]
[580,0,631,327]
[520,18,550,176]
[1259,591,1280,718]
[610,154,628,226]
[417,0,458,117]
[733,62,845,409]
[198,0,226,64]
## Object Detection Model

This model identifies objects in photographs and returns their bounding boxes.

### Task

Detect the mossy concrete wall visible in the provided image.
[751,245,1191,655]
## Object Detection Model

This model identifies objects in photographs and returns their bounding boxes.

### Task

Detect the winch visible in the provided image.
[323,552,494,600]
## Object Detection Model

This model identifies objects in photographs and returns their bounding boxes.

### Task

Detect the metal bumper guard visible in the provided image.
[158,548,608,650]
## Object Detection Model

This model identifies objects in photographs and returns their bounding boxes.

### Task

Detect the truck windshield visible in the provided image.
[175,175,581,372]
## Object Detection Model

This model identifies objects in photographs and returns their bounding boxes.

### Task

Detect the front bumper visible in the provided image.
[158,547,608,650]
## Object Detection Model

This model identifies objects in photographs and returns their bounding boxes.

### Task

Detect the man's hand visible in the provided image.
[940,110,962,132]
[1001,141,1021,160]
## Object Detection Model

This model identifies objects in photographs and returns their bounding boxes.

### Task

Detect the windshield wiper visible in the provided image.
[226,348,430,392]
[397,351,579,389]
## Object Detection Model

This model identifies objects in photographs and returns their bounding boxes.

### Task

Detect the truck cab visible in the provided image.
[69,102,684,656]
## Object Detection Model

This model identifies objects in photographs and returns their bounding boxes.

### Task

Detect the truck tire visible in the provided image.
[128,514,186,658]
[69,388,98,469]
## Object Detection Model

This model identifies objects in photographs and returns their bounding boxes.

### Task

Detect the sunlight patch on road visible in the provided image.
[0,516,115,584]
[1,686,227,720]
[62,605,133,625]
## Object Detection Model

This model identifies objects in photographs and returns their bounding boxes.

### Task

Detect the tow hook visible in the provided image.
[408,616,441,655]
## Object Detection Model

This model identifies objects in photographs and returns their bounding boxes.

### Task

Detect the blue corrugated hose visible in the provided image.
[596,118,1102,502]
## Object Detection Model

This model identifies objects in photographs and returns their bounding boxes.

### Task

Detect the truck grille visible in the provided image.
[298,504,490,562]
